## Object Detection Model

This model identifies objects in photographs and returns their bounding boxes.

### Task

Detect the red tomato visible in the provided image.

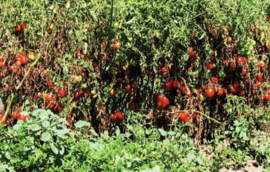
[164,81,173,92]
[37,92,43,98]
[218,87,224,96]
[115,111,124,121]
[74,91,82,99]
[181,86,187,94]
[18,113,26,121]
[257,61,263,67]
[0,114,7,124]
[110,114,116,123]
[58,88,66,98]
[0,61,4,68]
[126,85,132,94]
[172,80,180,88]
[17,69,22,76]
[15,24,21,32]
[193,112,197,119]
[16,60,22,67]
[21,24,27,30]
[114,42,121,50]
[47,80,52,87]
[9,64,14,71]
[257,72,263,82]
[235,56,243,65]
[256,81,263,88]
[117,77,123,84]
[267,17,270,22]
[211,77,219,84]
[155,95,163,107]
[12,110,20,120]
[66,117,73,125]
[161,66,168,73]
[162,96,170,108]
[188,48,195,57]
[210,56,215,62]
[233,82,241,93]
[45,93,54,102]
[263,92,270,100]
[191,31,196,37]
[206,62,213,70]
[206,88,215,98]
[238,89,244,96]
[180,112,188,121]
[184,117,191,124]
[242,68,248,75]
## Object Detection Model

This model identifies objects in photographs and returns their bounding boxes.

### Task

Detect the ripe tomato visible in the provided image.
[16,60,22,66]
[45,93,54,102]
[226,36,233,44]
[0,61,4,68]
[256,81,263,88]
[74,91,82,99]
[211,77,219,84]
[164,81,173,92]
[242,68,248,75]
[9,64,14,71]
[0,114,7,124]
[66,117,73,125]
[206,88,215,98]
[188,48,195,57]
[193,112,197,119]
[12,110,20,120]
[210,56,215,62]
[47,80,52,87]
[180,112,188,121]
[21,24,27,30]
[18,113,26,121]
[184,117,191,124]
[109,88,116,97]
[172,80,180,88]
[155,95,163,107]
[257,61,263,67]
[126,84,132,94]
[218,87,224,96]
[233,82,240,93]
[115,111,124,121]
[161,66,168,73]
[110,114,116,123]
[235,56,243,65]
[161,96,170,108]
[191,31,196,37]
[181,86,187,94]
[58,88,66,98]
[15,24,21,32]
[257,72,263,82]
[267,17,270,22]
[20,55,27,65]
[206,62,213,70]
[114,42,121,50]
[263,92,270,100]
[117,77,123,84]
[238,89,244,96]
[17,69,22,76]
[37,92,43,98]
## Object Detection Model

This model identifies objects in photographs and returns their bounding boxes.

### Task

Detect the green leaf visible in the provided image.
[115,126,120,136]
[41,131,51,142]
[42,121,50,128]
[75,120,91,128]
[50,143,58,154]
[187,152,196,162]
[58,145,65,155]
[90,129,98,137]
[31,124,41,131]
[5,152,11,160]
[158,128,167,137]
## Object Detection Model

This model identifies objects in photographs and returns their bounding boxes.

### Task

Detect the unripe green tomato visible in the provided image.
[82,84,87,89]
[91,90,97,95]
